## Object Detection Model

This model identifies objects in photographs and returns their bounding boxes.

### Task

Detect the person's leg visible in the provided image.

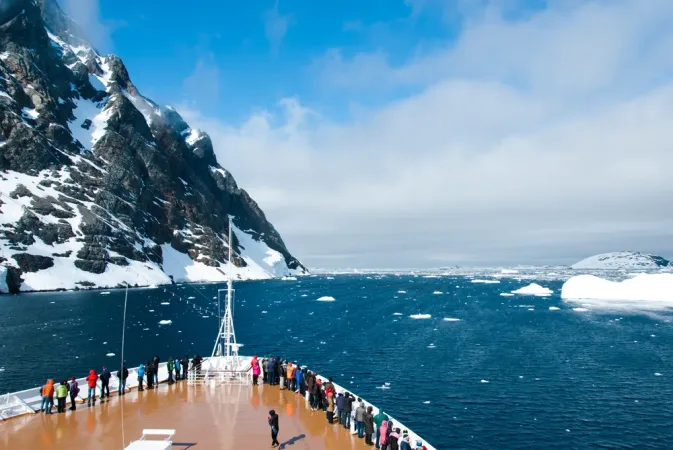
[376,428,380,448]
[70,393,76,410]
[47,397,53,413]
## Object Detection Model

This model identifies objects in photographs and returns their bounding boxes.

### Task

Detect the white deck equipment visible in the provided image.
[125,429,175,450]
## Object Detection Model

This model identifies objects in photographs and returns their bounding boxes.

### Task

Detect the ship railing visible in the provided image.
[186,359,252,386]
[0,393,34,421]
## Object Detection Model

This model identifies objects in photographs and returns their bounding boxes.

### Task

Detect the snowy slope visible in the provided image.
[571,252,671,270]
[0,0,306,293]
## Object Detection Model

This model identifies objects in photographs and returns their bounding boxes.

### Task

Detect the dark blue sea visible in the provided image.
[1,274,673,449]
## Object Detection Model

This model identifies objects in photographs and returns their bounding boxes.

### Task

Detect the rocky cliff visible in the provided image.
[0,0,306,293]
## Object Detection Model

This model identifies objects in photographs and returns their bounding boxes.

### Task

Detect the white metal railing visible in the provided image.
[0,393,33,420]
[187,356,252,385]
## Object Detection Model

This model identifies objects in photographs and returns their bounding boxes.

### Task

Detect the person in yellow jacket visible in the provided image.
[285,363,293,390]
[55,380,68,413]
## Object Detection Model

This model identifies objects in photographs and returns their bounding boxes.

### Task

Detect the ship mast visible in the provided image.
[209,217,240,372]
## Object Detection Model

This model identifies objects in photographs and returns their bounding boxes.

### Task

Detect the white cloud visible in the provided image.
[263,1,293,55]
[60,0,118,52]
[180,0,673,268]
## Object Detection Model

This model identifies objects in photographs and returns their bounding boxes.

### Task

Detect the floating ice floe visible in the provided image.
[160,302,170,305]
[427,344,436,349]
[511,283,553,296]
[499,293,515,297]
[148,309,154,312]
[317,296,335,302]
[158,320,172,325]
[573,307,589,312]
[393,312,403,316]
[106,353,115,357]
[261,311,268,314]
[433,291,443,295]
[549,306,561,311]
[560,274,673,309]
[410,314,431,319]
[655,373,663,376]
[281,276,297,281]
[188,296,195,299]
[442,318,461,322]
[500,269,519,274]
[202,315,209,318]
[300,294,308,297]
[481,380,489,383]
[398,290,407,294]
[471,279,500,284]
[100,292,111,295]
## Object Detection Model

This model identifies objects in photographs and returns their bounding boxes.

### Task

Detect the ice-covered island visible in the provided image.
[571,252,671,270]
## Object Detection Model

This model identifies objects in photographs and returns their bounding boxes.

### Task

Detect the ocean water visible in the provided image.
[1,274,673,449]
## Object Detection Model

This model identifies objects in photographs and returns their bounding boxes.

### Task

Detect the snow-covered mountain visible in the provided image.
[571,252,671,270]
[0,0,306,293]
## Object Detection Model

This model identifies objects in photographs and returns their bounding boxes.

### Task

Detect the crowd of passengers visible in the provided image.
[38,354,204,413]
[252,356,428,450]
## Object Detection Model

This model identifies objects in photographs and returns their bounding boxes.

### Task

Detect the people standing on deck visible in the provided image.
[118,363,129,395]
[40,379,54,414]
[400,433,412,450]
[310,376,320,410]
[175,356,181,380]
[343,392,353,429]
[152,356,160,386]
[137,363,145,391]
[336,392,345,424]
[145,361,154,389]
[181,355,189,380]
[55,380,68,413]
[267,357,276,385]
[388,427,401,450]
[379,420,390,449]
[99,366,111,399]
[286,362,293,390]
[279,359,286,390]
[67,377,79,411]
[192,354,203,377]
[167,357,175,384]
[326,388,335,423]
[374,409,389,448]
[251,356,261,385]
[268,409,280,448]
[355,398,366,438]
[86,370,98,407]
[262,357,269,384]
[295,365,303,394]
[364,406,375,445]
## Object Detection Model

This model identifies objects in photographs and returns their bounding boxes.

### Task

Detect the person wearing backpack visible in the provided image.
[55,380,68,413]
[374,409,389,448]
[117,363,129,395]
[67,377,79,410]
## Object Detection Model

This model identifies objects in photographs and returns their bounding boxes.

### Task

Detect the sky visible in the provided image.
[61,0,673,269]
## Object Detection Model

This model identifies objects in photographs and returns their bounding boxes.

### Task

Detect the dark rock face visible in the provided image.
[12,253,54,272]
[0,0,306,292]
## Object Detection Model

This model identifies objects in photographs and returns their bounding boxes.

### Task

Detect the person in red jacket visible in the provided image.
[86,369,98,407]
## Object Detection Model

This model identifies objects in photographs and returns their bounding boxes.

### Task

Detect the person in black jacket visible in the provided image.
[343,392,354,430]
[117,363,129,396]
[181,355,189,380]
[152,356,160,387]
[99,366,111,399]
[145,361,154,389]
[268,409,280,447]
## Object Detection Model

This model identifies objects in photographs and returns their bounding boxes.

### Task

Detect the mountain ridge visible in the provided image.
[0,0,306,293]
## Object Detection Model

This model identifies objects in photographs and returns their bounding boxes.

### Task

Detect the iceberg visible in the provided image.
[317,296,335,302]
[511,283,553,296]
[409,314,432,319]
[561,274,673,309]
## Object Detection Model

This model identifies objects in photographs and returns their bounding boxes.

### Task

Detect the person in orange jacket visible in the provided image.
[40,379,55,414]
[86,369,98,407]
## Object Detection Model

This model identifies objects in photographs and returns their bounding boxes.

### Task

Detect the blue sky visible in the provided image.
[62,0,673,268]
[92,0,551,121]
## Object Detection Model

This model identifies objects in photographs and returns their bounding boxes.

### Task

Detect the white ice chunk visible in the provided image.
[471,279,500,284]
[158,320,172,325]
[317,296,335,302]
[549,306,561,311]
[512,283,553,296]
[410,314,431,319]
[561,274,673,309]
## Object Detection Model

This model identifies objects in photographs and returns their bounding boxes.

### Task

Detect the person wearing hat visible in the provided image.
[400,433,412,450]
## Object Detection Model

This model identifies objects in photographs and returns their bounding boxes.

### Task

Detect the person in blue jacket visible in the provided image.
[335,392,345,424]
[295,365,303,393]
[137,363,145,391]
